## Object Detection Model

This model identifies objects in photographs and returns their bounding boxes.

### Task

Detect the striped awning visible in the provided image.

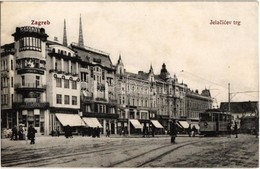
[151,120,164,128]
[82,117,103,128]
[129,119,143,129]
[55,113,85,127]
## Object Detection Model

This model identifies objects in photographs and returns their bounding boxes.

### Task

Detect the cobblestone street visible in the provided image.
[1,134,258,167]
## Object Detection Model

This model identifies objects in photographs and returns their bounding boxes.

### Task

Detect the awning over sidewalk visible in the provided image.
[55,113,85,127]
[178,121,189,129]
[151,120,164,129]
[82,117,103,128]
[129,119,143,129]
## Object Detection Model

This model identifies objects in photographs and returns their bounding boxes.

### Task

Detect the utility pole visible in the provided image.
[228,83,231,112]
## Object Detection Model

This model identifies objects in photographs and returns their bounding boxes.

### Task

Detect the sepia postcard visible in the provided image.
[1,1,259,168]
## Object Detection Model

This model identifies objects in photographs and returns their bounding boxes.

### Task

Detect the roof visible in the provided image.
[125,71,149,81]
[71,43,114,69]
[220,101,259,113]
[1,43,15,57]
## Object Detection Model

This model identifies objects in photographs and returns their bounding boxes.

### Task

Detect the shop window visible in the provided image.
[35,115,40,127]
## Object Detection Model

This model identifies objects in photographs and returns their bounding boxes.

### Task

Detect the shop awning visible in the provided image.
[55,113,85,127]
[129,119,143,129]
[151,120,164,128]
[178,121,190,129]
[82,117,103,128]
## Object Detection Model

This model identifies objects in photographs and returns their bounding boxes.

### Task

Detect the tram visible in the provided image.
[199,109,232,136]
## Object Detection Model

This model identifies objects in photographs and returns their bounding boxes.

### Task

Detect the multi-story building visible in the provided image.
[1,17,213,135]
[1,43,15,129]
[10,26,49,134]
[115,56,187,133]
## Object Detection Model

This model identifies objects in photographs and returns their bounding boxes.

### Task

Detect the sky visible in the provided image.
[1,2,259,106]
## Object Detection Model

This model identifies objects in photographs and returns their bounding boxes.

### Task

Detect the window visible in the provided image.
[11,77,13,88]
[56,78,62,88]
[56,94,62,104]
[35,115,40,127]
[19,37,41,52]
[36,76,40,87]
[55,62,57,70]
[90,67,93,78]
[64,79,69,88]
[102,70,105,80]
[22,76,25,86]
[65,95,70,104]
[11,60,13,70]
[72,96,77,105]
[72,81,77,89]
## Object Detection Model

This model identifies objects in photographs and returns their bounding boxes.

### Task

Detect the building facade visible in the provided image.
[1,18,213,135]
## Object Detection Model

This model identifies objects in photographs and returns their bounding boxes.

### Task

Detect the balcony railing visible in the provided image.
[81,96,94,103]
[96,98,107,102]
[13,102,49,109]
[14,83,46,90]
[109,99,118,105]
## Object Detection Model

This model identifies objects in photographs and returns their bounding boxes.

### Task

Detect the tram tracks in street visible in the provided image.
[1,138,169,167]
[107,138,215,167]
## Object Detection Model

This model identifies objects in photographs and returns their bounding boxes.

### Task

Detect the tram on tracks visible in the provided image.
[199,109,232,136]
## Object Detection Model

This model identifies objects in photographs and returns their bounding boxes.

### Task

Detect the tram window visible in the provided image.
[223,114,227,121]
[200,113,211,121]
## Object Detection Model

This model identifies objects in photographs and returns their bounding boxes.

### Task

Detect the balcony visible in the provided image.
[108,99,117,106]
[96,97,107,102]
[17,67,45,75]
[81,96,94,103]
[13,102,49,109]
[14,83,46,92]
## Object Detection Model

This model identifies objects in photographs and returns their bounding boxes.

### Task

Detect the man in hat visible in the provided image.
[170,120,178,144]
[28,124,37,144]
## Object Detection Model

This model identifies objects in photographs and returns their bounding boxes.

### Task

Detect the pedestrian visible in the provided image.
[106,128,110,137]
[255,118,258,138]
[27,124,37,144]
[92,128,96,138]
[151,125,155,137]
[227,122,231,138]
[97,126,100,138]
[24,128,28,144]
[188,124,192,137]
[192,125,197,137]
[170,120,178,144]
[142,125,146,138]
[11,125,18,140]
[234,122,238,138]
[65,125,72,138]
[18,127,24,140]
[56,126,60,137]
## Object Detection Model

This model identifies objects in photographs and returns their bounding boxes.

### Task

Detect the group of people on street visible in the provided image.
[227,122,238,138]
[10,124,37,144]
[142,125,155,138]
[187,124,198,137]
[81,126,101,138]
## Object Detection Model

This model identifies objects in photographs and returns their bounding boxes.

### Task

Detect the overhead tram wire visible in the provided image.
[179,70,258,100]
